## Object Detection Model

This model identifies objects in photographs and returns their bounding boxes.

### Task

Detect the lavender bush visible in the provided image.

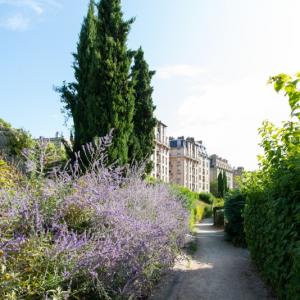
[0,136,188,299]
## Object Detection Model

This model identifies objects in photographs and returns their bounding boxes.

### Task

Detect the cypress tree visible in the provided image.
[223,171,228,193]
[94,0,135,165]
[217,172,224,198]
[129,47,156,170]
[58,0,135,165]
[58,0,97,153]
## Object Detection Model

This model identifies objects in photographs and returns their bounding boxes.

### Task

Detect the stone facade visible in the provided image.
[209,154,234,190]
[169,137,210,192]
[151,121,170,183]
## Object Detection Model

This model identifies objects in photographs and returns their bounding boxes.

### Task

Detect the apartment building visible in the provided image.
[150,121,170,182]
[169,137,210,192]
[210,154,234,189]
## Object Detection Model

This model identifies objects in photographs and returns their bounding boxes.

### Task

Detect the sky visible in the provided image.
[1,0,299,170]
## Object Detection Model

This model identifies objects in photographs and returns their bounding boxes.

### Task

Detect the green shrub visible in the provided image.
[0,235,67,299]
[198,192,214,204]
[242,74,300,299]
[189,202,204,229]
[213,197,224,208]
[171,185,197,209]
[171,186,215,230]
[0,158,21,189]
[8,128,34,156]
[203,205,212,218]
[224,189,246,246]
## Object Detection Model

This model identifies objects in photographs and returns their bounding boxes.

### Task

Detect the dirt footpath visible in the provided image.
[150,219,275,300]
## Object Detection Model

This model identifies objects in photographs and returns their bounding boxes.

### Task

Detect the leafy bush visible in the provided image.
[23,139,67,177]
[0,118,34,157]
[203,204,213,218]
[171,185,199,211]
[189,202,205,229]
[188,201,212,228]
[0,136,188,299]
[199,192,214,204]
[224,189,246,246]
[8,128,34,156]
[242,73,300,299]
[171,186,212,231]
[0,158,21,188]
[213,197,224,208]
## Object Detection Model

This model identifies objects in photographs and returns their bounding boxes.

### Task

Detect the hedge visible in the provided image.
[224,189,246,246]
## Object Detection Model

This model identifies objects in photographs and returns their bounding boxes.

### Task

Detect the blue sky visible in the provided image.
[1,0,299,169]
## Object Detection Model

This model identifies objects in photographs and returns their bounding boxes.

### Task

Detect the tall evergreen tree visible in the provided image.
[94,0,135,165]
[217,172,224,198]
[223,171,228,193]
[129,47,156,169]
[58,0,135,165]
[58,1,97,153]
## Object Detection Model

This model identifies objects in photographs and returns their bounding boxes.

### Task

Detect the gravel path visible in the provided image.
[150,219,275,300]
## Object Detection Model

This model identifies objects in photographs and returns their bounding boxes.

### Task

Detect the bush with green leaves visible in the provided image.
[0,157,22,189]
[171,185,199,211]
[199,192,214,204]
[242,73,300,299]
[171,185,212,230]
[224,189,246,246]
[212,197,224,208]
[0,118,34,157]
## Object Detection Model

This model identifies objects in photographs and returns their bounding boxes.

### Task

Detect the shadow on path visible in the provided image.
[150,218,275,300]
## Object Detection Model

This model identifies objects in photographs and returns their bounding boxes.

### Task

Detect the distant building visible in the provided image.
[37,132,65,150]
[233,167,245,189]
[150,121,170,183]
[210,154,234,190]
[169,136,210,192]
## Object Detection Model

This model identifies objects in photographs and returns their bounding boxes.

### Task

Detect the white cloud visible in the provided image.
[153,1,300,171]
[21,0,44,14]
[0,0,40,14]
[156,64,205,80]
[171,74,291,170]
[1,13,30,31]
[0,0,61,30]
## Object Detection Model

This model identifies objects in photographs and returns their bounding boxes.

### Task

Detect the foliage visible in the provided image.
[223,171,228,193]
[209,179,218,197]
[171,185,199,211]
[217,172,229,198]
[242,73,300,299]
[129,47,156,172]
[0,118,34,157]
[224,189,246,246]
[0,158,21,189]
[198,192,214,204]
[217,172,223,197]
[171,185,212,231]
[58,0,138,166]
[8,128,34,156]
[0,135,188,299]
[190,202,205,228]
[213,197,224,208]
[23,139,67,177]
[0,118,12,129]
